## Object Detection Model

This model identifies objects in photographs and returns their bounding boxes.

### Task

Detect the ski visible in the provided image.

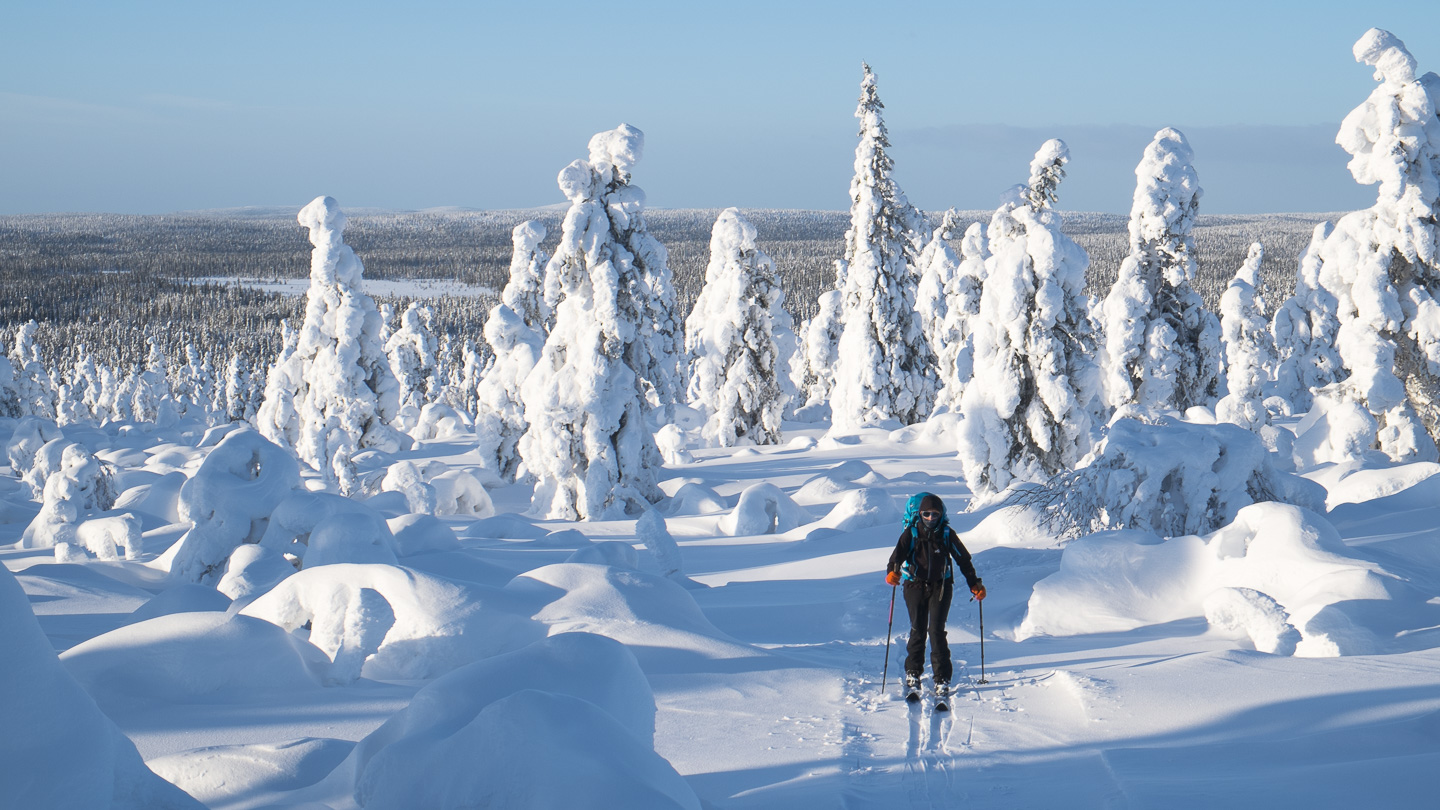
[934,682,950,712]
[904,674,921,703]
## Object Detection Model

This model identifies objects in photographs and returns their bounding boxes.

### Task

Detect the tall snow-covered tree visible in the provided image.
[957,140,1100,498]
[1271,223,1343,412]
[385,302,438,428]
[1216,243,1278,430]
[1101,128,1223,415]
[11,321,55,418]
[829,63,936,432]
[935,222,988,411]
[475,305,542,482]
[519,124,666,520]
[915,210,961,377]
[1292,29,1440,462]
[504,220,553,335]
[255,195,405,494]
[684,208,788,446]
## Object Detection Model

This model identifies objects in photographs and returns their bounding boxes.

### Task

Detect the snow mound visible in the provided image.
[1203,587,1301,655]
[430,468,494,517]
[217,543,295,602]
[534,528,593,548]
[508,563,761,673]
[386,513,459,556]
[1305,459,1440,509]
[663,481,727,516]
[112,470,185,525]
[259,491,397,568]
[358,689,699,810]
[147,737,352,810]
[462,513,548,540]
[242,564,543,681]
[168,428,301,583]
[717,482,811,535]
[0,566,204,810]
[794,472,856,503]
[637,508,685,580]
[61,612,325,708]
[1016,503,1395,656]
[566,541,640,569]
[127,583,231,624]
[352,632,663,807]
[73,513,143,561]
[961,501,1063,550]
[813,487,900,532]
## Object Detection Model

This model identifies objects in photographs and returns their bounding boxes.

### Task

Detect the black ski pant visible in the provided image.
[903,579,954,683]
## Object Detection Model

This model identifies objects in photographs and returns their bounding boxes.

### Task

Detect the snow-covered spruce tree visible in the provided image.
[915,210,961,384]
[1101,128,1223,415]
[830,63,935,432]
[255,196,405,494]
[385,302,438,429]
[1216,243,1278,430]
[797,283,844,409]
[1289,29,1440,462]
[684,208,788,446]
[934,222,989,410]
[475,305,541,481]
[505,220,553,334]
[1271,223,1344,413]
[519,125,666,520]
[957,140,1101,498]
[11,321,55,419]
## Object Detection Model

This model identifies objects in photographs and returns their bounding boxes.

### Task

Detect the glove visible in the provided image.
[970,583,987,601]
[885,571,901,586]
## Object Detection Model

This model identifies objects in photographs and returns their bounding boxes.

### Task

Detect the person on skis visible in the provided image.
[884,492,985,702]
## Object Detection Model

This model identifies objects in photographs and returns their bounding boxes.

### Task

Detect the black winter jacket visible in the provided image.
[886,523,980,589]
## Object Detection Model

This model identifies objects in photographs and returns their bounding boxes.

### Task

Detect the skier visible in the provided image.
[885,492,985,706]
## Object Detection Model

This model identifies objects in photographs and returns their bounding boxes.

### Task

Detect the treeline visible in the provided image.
[0,208,1326,362]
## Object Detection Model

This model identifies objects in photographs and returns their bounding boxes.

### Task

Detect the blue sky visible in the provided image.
[3,0,1438,214]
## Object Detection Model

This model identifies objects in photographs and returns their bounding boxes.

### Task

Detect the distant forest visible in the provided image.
[0,208,1329,369]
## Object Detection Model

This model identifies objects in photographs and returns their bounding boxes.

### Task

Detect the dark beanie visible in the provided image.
[920,494,944,514]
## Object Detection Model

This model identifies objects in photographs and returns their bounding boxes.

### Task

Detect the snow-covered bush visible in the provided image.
[684,208,788,446]
[958,140,1101,498]
[1016,502,1394,657]
[830,64,935,432]
[6,416,61,490]
[411,401,466,442]
[1009,417,1327,539]
[254,196,405,494]
[716,482,811,536]
[519,125,668,520]
[1216,242,1278,430]
[380,460,437,514]
[21,444,118,550]
[474,304,542,482]
[431,468,494,517]
[168,428,301,584]
[1283,30,1440,462]
[242,563,543,680]
[257,490,395,568]
[636,509,684,579]
[73,514,143,562]
[216,543,295,602]
[1101,127,1222,414]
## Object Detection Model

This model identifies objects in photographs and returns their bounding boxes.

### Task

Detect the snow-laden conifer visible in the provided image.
[11,322,55,419]
[476,305,542,482]
[519,125,666,520]
[1216,243,1278,430]
[1271,223,1344,413]
[385,302,438,430]
[505,220,553,334]
[830,63,935,431]
[1101,128,1223,415]
[958,140,1100,498]
[1291,29,1440,462]
[935,222,988,410]
[255,196,405,494]
[684,208,788,446]
[915,210,960,379]
[797,284,844,410]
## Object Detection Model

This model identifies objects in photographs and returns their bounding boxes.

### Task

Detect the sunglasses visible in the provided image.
[919,510,941,519]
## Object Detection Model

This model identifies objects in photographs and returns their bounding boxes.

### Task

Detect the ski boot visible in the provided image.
[934,679,951,712]
[904,673,921,703]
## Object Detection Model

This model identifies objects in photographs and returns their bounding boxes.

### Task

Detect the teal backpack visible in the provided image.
[898,491,954,583]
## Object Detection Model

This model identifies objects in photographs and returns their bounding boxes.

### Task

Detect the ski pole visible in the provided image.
[977,598,989,684]
[880,583,896,693]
